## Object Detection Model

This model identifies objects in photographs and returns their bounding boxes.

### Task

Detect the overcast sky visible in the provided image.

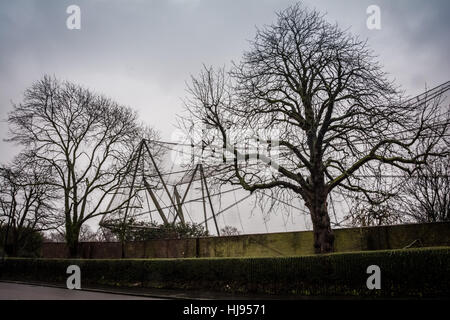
[1,0,449,233]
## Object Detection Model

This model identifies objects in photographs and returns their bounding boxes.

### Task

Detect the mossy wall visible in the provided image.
[197,222,450,257]
[197,231,315,257]
[40,222,450,259]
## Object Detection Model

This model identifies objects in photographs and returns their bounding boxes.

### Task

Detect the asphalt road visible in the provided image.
[0,282,162,300]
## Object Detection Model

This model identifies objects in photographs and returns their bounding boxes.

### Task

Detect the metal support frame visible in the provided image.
[143,177,169,225]
[100,139,233,238]
[142,140,182,223]
[199,164,220,236]
[173,186,185,225]
[200,168,209,233]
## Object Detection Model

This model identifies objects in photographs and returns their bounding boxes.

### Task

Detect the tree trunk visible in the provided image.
[311,210,334,253]
[10,229,19,257]
[68,239,79,258]
[305,191,335,253]
[66,224,81,258]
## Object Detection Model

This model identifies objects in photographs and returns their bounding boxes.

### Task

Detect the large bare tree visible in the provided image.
[181,4,449,253]
[7,76,158,256]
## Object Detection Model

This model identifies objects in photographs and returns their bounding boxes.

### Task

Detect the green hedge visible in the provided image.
[1,247,449,297]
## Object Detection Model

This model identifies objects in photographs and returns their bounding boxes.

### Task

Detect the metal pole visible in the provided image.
[143,182,153,222]
[200,164,220,236]
[142,140,181,225]
[120,141,143,258]
[143,177,169,225]
[181,164,199,203]
[173,186,185,225]
[199,169,208,233]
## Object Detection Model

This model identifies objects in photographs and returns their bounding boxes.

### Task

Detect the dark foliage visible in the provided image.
[2,247,449,297]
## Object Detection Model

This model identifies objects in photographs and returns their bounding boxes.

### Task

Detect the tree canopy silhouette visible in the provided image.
[7,76,158,257]
[181,3,449,253]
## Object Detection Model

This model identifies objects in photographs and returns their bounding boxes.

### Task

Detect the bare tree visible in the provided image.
[7,76,158,257]
[0,152,59,256]
[342,201,404,227]
[94,226,118,242]
[220,226,240,236]
[341,156,450,227]
[46,224,101,242]
[44,230,66,243]
[398,155,450,223]
[181,4,449,253]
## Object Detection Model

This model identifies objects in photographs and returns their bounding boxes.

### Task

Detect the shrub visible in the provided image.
[0,225,43,257]
[1,247,449,297]
[104,218,209,241]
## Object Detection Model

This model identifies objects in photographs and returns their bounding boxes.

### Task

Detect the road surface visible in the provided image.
[0,282,162,300]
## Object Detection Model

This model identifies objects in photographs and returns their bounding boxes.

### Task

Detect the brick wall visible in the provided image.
[40,221,450,258]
